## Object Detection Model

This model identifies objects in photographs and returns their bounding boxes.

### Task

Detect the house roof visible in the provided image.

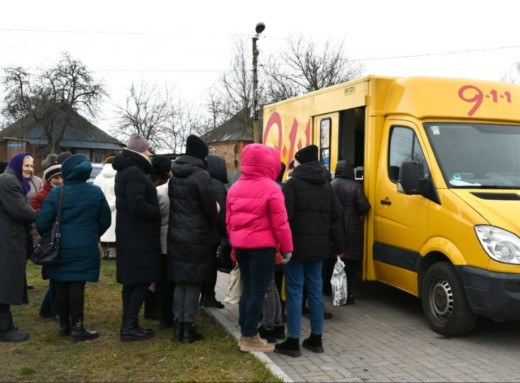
[0,109,124,150]
[204,110,255,144]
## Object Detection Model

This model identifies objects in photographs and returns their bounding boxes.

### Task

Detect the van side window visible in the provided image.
[388,126,428,182]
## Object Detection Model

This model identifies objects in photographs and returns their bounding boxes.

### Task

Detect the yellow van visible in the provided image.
[263,75,520,336]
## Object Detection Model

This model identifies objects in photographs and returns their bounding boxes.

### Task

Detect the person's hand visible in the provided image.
[281,251,292,264]
[336,253,344,259]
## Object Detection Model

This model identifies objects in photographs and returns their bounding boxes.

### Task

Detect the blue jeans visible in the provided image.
[236,248,275,337]
[284,259,324,338]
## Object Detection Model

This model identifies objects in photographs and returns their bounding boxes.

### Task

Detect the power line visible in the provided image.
[358,45,520,62]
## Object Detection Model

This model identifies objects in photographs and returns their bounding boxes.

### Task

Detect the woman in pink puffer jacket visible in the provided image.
[226,144,293,353]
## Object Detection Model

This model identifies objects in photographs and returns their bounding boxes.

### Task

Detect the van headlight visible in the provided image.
[475,225,520,264]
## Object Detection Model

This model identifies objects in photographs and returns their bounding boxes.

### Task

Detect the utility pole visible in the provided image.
[252,22,265,143]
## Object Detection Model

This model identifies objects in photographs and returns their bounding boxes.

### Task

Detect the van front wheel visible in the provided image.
[421,262,477,336]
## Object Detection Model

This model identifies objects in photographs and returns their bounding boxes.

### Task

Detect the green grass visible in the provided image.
[0,260,282,382]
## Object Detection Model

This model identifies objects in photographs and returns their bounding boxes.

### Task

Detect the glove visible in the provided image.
[281,251,292,264]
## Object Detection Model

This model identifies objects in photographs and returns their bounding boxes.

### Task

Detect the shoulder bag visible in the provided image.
[31,186,64,266]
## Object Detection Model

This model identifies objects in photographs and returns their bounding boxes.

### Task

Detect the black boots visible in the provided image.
[182,322,203,344]
[172,320,183,343]
[120,318,154,342]
[274,324,286,341]
[258,325,277,343]
[302,333,324,353]
[0,312,29,342]
[274,337,301,357]
[58,315,70,337]
[200,293,225,309]
[70,315,99,341]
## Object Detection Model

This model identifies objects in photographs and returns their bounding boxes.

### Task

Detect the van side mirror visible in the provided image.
[398,161,419,195]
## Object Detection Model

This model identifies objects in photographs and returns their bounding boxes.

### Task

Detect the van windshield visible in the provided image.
[424,123,520,189]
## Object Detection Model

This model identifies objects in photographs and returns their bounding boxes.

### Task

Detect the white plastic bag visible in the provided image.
[330,256,348,306]
[224,265,243,304]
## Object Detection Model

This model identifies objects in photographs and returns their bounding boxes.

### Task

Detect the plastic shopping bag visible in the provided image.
[224,265,243,304]
[330,256,348,306]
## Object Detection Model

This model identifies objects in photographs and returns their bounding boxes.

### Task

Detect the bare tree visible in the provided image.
[2,52,106,153]
[162,102,207,154]
[207,39,254,131]
[113,81,174,152]
[263,37,363,103]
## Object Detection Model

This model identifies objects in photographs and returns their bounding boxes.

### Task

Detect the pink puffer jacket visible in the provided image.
[226,144,293,254]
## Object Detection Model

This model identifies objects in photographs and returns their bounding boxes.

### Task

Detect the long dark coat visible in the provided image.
[282,161,344,262]
[167,155,217,284]
[207,155,228,245]
[37,155,111,282]
[0,167,36,305]
[331,161,370,260]
[113,149,161,285]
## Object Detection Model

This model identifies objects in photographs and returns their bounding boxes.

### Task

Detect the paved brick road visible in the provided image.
[206,271,520,382]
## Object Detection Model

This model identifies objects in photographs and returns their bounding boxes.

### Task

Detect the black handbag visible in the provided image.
[216,239,233,273]
[31,186,64,266]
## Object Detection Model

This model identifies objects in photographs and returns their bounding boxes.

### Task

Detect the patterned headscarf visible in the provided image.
[8,152,32,195]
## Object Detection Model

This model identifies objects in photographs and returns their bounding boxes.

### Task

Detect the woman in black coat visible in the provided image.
[168,135,217,344]
[113,133,161,341]
[0,152,36,342]
[331,160,370,304]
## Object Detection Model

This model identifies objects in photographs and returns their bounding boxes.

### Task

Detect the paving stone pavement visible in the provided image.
[204,271,520,382]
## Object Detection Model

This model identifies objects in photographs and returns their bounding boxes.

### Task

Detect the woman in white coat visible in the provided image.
[94,156,117,259]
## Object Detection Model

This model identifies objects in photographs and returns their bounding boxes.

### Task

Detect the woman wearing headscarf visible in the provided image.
[113,133,161,342]
[0,152,36,342]
[37,154,111,341]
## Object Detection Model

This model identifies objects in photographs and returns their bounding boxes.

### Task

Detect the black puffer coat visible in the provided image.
[167,155,217,283]
[207,155,228,245]
[331,161,370,260]
[283,161,344,261]
[0,168,36,305]
[113,149,161,285]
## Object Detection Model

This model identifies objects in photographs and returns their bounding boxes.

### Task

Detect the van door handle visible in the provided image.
[380,199,392,205]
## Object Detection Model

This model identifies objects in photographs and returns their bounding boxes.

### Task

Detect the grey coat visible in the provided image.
[0,168,36,305]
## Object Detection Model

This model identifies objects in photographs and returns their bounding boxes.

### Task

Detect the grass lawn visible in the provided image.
[0,259,281,382]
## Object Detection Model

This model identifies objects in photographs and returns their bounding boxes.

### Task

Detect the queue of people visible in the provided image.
[0,134,370,357]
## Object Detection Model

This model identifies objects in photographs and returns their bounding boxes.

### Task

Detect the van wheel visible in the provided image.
[421,262,477,336]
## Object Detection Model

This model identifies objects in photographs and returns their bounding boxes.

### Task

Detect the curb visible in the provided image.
[203,305,294,383]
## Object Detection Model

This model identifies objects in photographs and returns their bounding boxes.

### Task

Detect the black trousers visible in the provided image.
[122,284,149,320]
[55,281,86,323]
[200,245,219,300]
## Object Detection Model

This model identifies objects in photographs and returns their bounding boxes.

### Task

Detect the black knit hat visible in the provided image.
[295,145,319,164]
[186,135,208,161]
[152,155,171,174]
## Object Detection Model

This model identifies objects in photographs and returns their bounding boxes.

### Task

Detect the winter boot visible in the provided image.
[135,319,153,335]
[257,325,277,343]
[274,324,286,340]
[120,318,154,342]
[182,322,203,344]
[239,334,275,352]
[274,337,301,357]
[172,320,183,343]
[0,312,29,342]
[58,315,71,337]
[302,333,324,353]
[69,315,99,341]
[202,293,225,309]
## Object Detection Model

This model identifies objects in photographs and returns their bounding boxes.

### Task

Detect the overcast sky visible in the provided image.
[1,0,519,131]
